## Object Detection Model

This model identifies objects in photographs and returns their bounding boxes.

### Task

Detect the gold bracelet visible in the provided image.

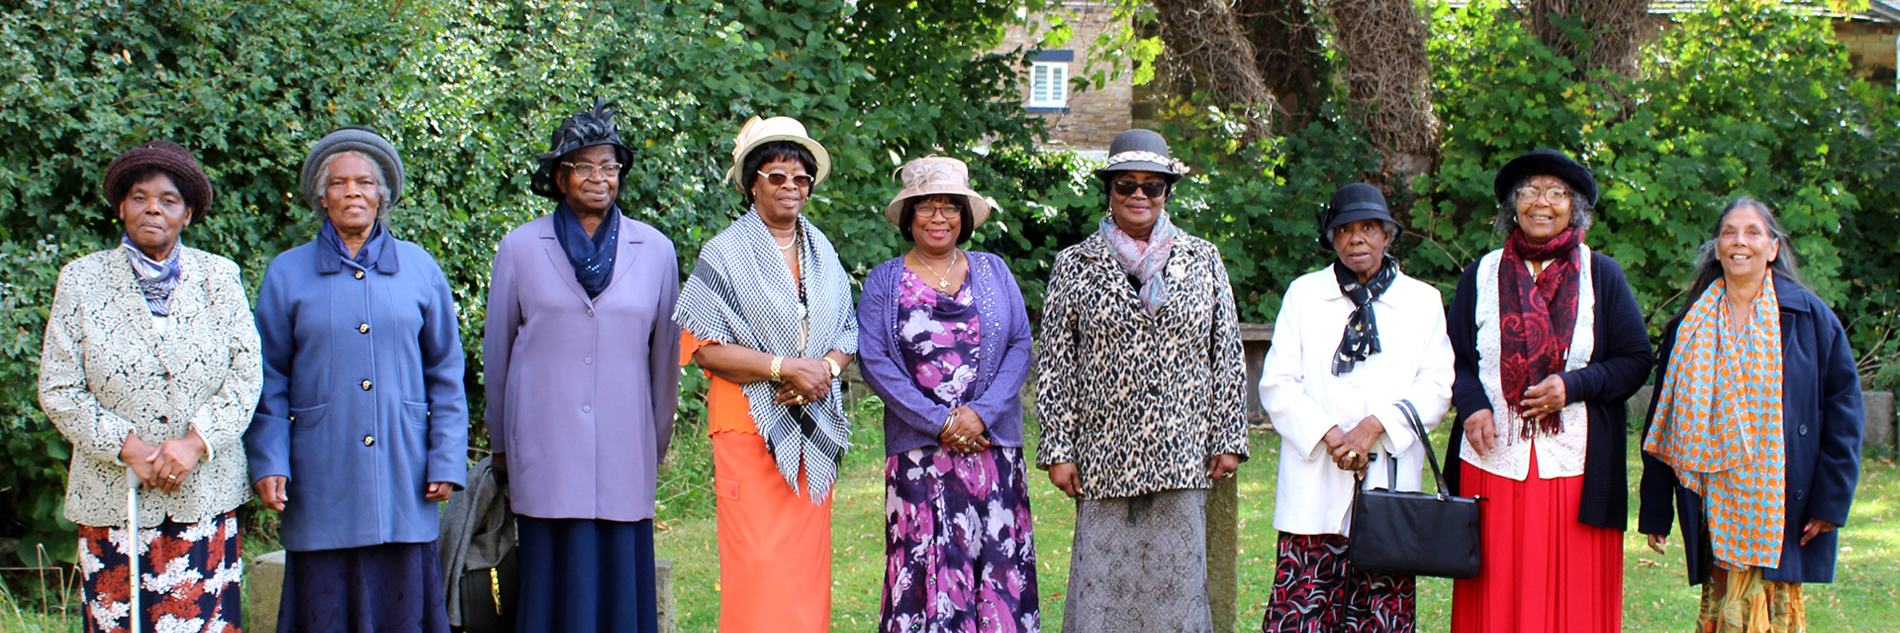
[770,355,784,382]
[823,356,842,378]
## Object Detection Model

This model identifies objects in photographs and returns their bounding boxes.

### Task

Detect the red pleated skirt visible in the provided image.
[1451,449,1623,633]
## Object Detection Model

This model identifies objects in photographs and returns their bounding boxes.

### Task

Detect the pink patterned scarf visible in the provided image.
[1099,213,1181,314]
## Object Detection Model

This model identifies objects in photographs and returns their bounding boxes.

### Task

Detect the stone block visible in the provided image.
[1865,391,1895,460]
[658,558,678,633]
[247,550,286,633]
[1205,472,1239,633]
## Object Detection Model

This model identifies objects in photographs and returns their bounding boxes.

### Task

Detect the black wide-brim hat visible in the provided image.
[1317,182,1402,249]
[1494,149,1597,207]
[531,96,635,201]
[1093,129,1188,183]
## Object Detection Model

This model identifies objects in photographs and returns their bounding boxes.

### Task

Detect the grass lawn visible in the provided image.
[653,395,1900,632]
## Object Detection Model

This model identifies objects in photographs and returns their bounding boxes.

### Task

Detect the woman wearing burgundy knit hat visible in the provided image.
[39,140,261,632]
[1443,149,1653,632]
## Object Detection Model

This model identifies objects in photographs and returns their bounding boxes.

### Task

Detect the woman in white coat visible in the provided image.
[1257,183,1454,632]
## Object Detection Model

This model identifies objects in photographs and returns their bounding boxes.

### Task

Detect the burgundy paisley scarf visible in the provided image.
[1498,226,1584,438]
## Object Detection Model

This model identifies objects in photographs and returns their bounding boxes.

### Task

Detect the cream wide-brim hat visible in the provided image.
[724,116,832,191]
[883,156,993,228]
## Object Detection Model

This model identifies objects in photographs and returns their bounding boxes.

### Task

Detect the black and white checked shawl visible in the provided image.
[675,210,859,502]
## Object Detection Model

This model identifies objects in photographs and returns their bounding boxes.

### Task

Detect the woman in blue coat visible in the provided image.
[1640,197,1863,631]
[246,127,469,633]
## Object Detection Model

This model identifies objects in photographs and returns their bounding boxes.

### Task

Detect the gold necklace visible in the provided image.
[771,230,796,251]
[916,250,959,291]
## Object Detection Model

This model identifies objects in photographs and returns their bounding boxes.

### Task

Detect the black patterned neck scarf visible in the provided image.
[1331,254,1398,375]
[551,202,620,298]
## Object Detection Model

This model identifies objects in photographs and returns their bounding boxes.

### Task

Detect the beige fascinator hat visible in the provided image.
[725,116,832,190]
[884,157,994,227]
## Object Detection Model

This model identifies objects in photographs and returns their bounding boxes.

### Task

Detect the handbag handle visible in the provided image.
[1394,399,1455,500]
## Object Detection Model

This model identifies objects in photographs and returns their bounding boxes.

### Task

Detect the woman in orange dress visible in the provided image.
[675,116,857,632]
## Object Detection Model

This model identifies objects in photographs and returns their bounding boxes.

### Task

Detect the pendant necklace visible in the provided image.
[917,250,959,291]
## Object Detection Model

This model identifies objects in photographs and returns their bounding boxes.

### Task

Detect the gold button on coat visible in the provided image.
[354,270,365,279]
[363,435,375,446]
[361,379,373,390]
[358,323,370,333]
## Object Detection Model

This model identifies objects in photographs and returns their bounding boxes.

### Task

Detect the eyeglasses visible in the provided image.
[561,162,622,179]
[757,171,814,188]
[1515,186,1570,205]
[1111,179,1169,198]
[913,204,962,220]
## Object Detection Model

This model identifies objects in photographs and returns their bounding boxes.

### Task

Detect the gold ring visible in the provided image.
[168,475,178,480]
[1347,450,1359,461]
[795,395,806,404]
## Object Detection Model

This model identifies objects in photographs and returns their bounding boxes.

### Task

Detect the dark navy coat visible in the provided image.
[246,234,469,552]
[1639,273,1864,584]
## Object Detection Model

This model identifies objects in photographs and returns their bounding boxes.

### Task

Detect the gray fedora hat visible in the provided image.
[300,126,405,212]
[1093,129,1189,183]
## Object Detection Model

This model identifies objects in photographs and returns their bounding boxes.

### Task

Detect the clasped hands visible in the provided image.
[121,430,207,494]
[1324,416,1385,473]
[1463,374,1566,458]
[938,405,992,454]
[772,355,838,406]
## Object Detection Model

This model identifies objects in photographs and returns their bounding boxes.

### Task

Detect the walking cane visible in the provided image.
[127,471,141,633]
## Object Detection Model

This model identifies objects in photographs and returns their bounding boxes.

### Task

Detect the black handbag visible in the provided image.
[1346,399,1483,579]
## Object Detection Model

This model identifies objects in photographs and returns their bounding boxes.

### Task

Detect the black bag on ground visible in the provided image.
[1347,400,1483,579]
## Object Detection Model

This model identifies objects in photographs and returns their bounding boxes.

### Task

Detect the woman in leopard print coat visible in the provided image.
[1036,129,1249,633]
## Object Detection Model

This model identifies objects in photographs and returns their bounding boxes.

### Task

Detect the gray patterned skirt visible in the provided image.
[1062,489,1212,633]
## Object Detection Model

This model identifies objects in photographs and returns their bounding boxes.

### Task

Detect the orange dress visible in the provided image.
[681,330,834,632]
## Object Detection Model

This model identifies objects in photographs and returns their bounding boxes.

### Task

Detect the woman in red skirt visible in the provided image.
[1443,149,1654,632]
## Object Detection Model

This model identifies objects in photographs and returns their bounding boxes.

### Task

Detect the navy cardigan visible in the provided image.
[1444,250,1655,530]
[1638,273,1863,585]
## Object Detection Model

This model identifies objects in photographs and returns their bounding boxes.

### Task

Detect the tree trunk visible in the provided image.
[1526,0,1652,76]
[1329,0,1439,187]
[1152,0,1277,139]
[1235,0,1327,128]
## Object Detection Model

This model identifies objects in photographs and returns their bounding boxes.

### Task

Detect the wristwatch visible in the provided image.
[823,356,843,378]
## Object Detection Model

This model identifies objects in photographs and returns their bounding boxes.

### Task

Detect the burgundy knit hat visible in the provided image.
[102,140,214,222]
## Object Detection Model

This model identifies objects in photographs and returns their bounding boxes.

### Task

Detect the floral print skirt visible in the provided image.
[1261,533,1414,633]
[882,446,1040,633]
[78,510,242,633]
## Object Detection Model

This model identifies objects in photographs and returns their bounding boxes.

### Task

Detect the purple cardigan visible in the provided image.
[481,214,681,522]
[856,251,1032,455]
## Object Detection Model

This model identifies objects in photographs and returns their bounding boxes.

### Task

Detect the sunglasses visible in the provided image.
[1111,179,1169,198]
[757,171,814,188]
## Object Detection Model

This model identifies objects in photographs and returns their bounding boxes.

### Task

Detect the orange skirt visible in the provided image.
[714,430,833,632]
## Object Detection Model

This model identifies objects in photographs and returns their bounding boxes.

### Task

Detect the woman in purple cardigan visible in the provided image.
[481,99,680,632]
[855,157,1040,632]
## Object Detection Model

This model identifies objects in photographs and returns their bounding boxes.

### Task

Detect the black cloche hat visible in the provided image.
[1317,182,1401,249]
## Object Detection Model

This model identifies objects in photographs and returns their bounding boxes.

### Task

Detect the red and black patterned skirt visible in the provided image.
[77,510,242,633]
[1261,532,1415,633]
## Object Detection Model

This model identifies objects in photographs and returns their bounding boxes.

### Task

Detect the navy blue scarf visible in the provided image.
[318,220,390,268]
[552,203,619,298]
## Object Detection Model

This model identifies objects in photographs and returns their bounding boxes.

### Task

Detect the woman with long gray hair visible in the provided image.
[247,126,468,632]
[1640,197,1863,632]
[1444,149,1652,633]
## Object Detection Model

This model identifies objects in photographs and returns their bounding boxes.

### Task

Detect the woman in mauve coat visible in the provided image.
[482,98,681,633]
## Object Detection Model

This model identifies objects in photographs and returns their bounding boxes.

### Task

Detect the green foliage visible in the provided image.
[0,0,1046,566]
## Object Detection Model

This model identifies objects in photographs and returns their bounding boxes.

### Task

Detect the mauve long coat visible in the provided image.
[482,213,681,522]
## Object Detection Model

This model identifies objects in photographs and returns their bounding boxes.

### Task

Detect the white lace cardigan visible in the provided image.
[1459,246,1596,480]
[38,247,261,528]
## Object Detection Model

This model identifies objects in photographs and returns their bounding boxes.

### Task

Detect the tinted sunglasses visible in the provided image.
[1111,179,1169,198]
[757,171,814,188]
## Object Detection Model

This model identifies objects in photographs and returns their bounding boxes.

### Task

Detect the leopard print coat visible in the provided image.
[1035,231,1250,499]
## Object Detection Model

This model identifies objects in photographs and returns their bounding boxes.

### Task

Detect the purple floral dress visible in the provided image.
[882,268,1041,633]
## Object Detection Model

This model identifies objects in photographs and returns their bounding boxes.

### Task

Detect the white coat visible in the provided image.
[1258,265,1454,536]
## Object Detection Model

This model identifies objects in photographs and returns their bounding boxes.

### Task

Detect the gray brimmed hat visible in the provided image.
[532,97,635,201]
[301,126,405,211]
[1494,148,1597,207]
[884,157,993,227]
[1093,129,1189,183]
[1317,182,1402,249]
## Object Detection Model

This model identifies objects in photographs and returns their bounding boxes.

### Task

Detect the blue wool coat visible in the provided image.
[246,235,469,552]
[1640,273,1864,584]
